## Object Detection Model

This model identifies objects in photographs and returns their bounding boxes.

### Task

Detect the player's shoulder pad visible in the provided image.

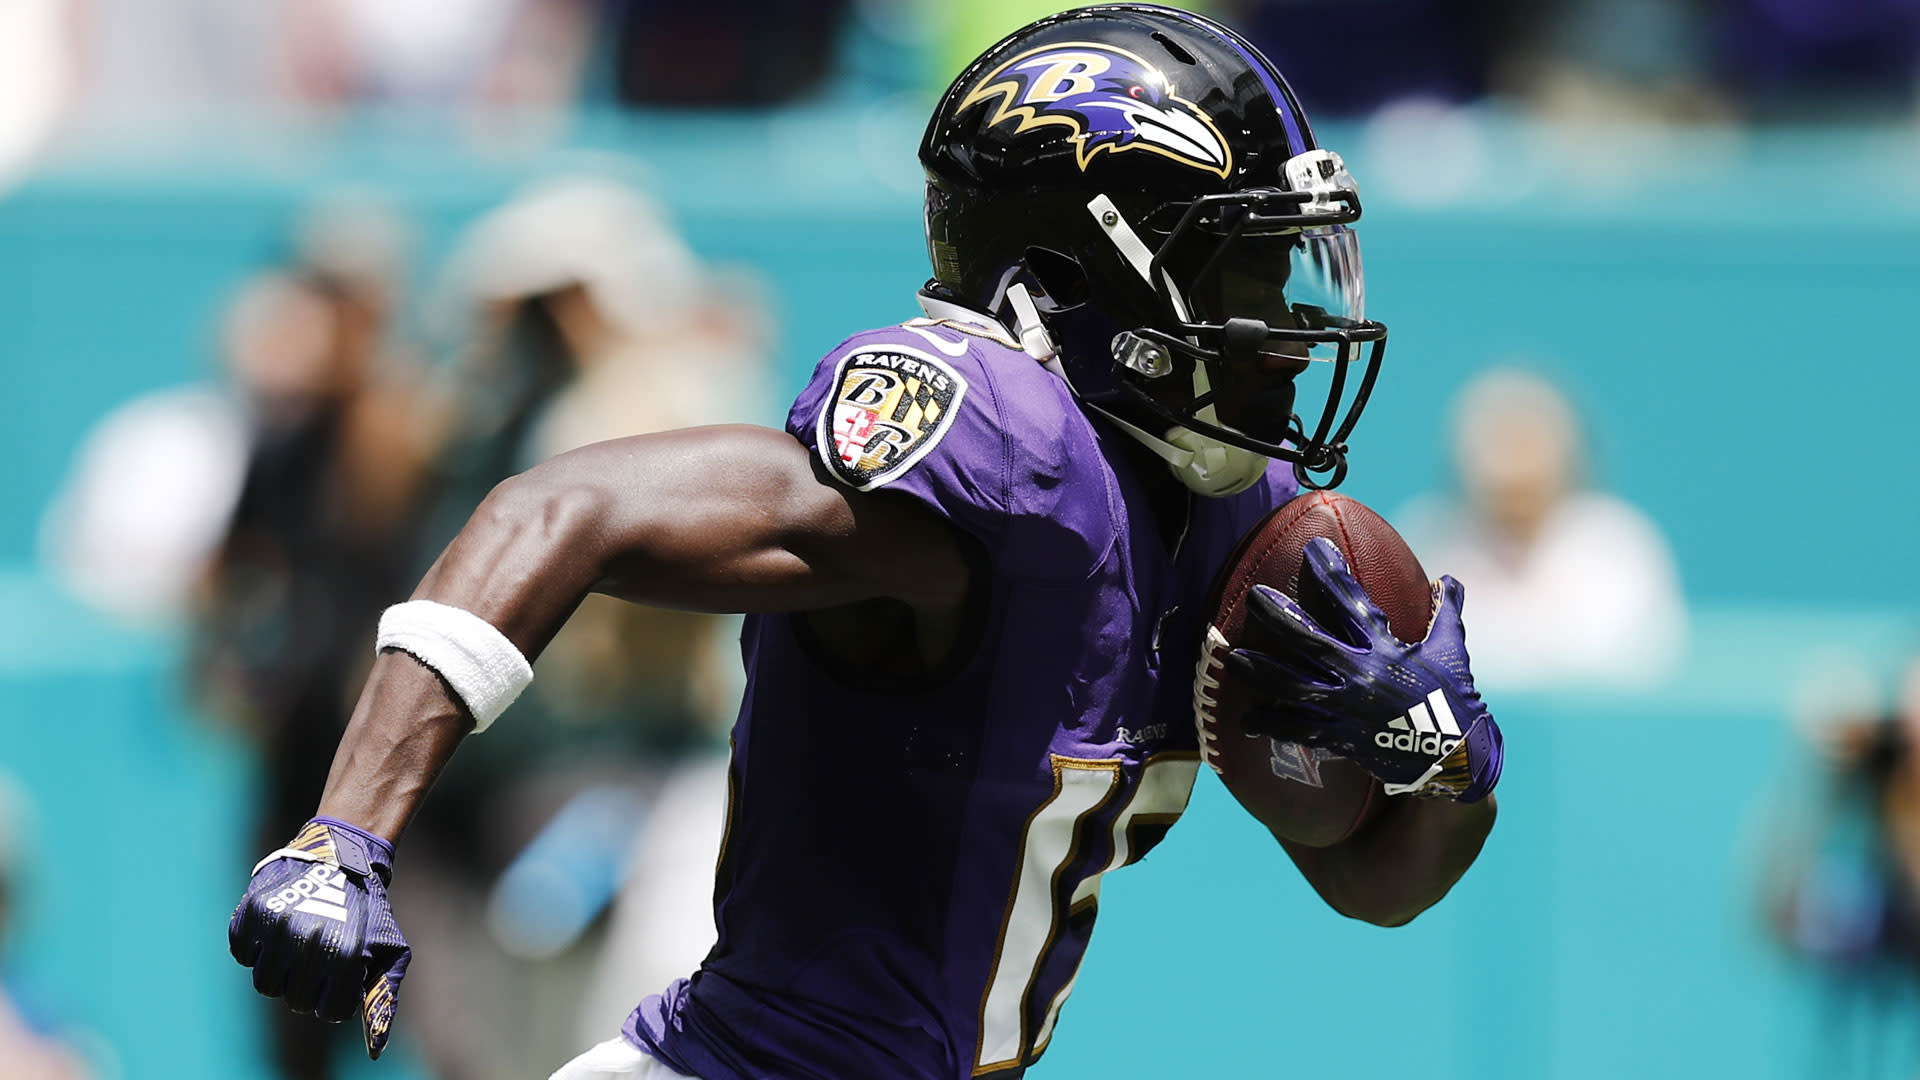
[809,326,979,491]
[796,319,1050,492]
[791,320,1115,577]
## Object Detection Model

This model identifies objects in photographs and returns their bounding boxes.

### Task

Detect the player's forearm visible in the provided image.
[316,653,471,840]
[1280,793,1496,927]
[311,472,614,840]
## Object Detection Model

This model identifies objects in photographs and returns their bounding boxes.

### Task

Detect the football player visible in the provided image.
[228,6,1504,1078]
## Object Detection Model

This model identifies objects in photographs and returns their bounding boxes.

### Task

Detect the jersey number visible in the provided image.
[973,753,1198,1074]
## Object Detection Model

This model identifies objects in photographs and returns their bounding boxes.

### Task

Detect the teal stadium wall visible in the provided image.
[1,111,1917,1078]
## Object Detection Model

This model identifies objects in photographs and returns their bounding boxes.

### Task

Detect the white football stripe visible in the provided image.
[1428,689,1463,736]
[1408,702,1437,735]
[976,763,1119,1070]
[1105,756,1197,873]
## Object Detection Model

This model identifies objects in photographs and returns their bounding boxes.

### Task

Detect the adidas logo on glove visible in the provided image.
[265,862,352,922]
[1374,689,1464,758]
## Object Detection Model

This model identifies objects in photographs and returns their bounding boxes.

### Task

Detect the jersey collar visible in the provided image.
[915,290,1018,348]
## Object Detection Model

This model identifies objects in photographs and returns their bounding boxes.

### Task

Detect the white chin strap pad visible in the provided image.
[1093,406,1269,497]
[1004,283,1056,362]
[1163,427,1271,496]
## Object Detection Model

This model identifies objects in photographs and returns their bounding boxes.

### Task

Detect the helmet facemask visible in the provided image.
[1087,150,1386,491]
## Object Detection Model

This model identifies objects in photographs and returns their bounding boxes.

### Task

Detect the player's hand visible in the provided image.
[229,817,412,1058]
[1225,537,1503,802]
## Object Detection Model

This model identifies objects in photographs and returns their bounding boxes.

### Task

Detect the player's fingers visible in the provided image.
[229,899,265,967]
[361,944,410,1059]
[1419,575,1468,648]
[281,923,353,1016]
[250,925,294,1000]
[1225,646,1342,700]
[1241,585,1343,662]
[281,953,324,1016]
[362,972,401,1059]
[1300,538,1392,642]
[1237,702,1300,741]
[1241,677,1353,746]
[313,972,358,1025]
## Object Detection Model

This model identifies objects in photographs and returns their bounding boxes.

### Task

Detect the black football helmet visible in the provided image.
[920,3,1385,493]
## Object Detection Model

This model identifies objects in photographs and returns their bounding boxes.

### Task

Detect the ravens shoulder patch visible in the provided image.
[815,345,968,490]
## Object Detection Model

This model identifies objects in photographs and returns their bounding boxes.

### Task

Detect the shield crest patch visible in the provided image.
[816,346,968,490]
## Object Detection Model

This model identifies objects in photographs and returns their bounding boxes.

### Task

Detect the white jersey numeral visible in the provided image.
[974,753,1198,1074]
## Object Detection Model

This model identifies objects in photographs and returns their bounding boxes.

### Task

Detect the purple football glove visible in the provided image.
[229,816,411,1058]
[1225,537,1503,802]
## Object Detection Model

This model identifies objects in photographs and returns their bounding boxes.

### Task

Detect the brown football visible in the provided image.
[1194,491,1434,846]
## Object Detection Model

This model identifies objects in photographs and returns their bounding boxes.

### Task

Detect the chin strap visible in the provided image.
[1003,283,1264,497]
[1004,283,1069,377]
[1091,407,1269,497]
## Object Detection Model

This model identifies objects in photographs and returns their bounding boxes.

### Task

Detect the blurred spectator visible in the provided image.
[1494,0,1730,124]
[605,0,850,106]
[38,194,427,635]
[68,0,292,122]
[570,752,732,1047]
[1762,655,1920,1079]
[1396,367,1687,692]
[39,375,249,626]
[0,0,71,191]
[1714,0,1920,120]
[187,197,443,1080]
[42,0,1920,129]
[66,0,593,126]
[1224,0,1515,116]
[1229,0,1920,126]
[395,175,768,1078]
[927,0,1090,95]
[306,0,592,108]
[0,775,94,1080]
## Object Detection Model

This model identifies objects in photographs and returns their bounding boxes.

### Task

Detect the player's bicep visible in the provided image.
[575,424,971,615]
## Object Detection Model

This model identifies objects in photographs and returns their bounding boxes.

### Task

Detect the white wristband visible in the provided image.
[376,600,532,733]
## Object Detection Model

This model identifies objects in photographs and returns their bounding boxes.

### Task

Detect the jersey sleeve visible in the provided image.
[1253,458,1301,518]
[1205,458,1301,547]
[786,327,1116,580]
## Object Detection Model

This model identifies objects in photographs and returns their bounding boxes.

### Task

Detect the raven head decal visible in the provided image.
[959,43,1232,179]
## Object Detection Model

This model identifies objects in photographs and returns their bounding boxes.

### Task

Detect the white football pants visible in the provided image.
[548,1037,698,1080]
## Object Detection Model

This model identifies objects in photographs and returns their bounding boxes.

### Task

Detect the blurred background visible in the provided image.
[2,0,1918,1078]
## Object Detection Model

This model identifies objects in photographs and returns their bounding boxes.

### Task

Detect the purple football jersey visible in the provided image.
[626,298,1297,1079]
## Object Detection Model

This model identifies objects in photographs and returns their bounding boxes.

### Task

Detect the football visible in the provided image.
[1194,491,1434,847]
